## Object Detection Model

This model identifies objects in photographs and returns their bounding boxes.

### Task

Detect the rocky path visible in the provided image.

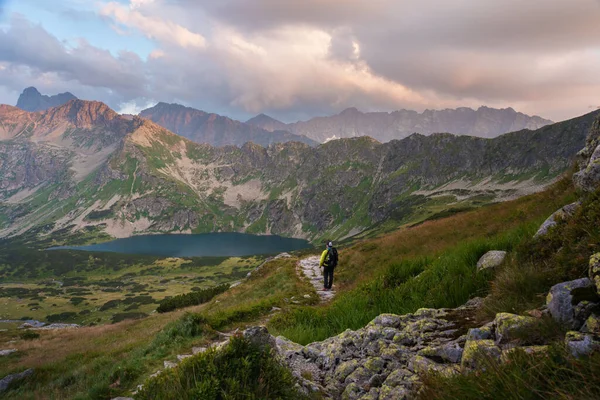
[298,256,336,302]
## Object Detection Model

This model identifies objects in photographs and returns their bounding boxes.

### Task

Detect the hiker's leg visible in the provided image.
[323,267,328,289]
[328,269,334,289]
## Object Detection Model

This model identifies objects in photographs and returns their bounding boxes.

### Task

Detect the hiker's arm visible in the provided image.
[319,250,327,267]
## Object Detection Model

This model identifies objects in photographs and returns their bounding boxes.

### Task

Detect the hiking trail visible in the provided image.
[298,256,336,302]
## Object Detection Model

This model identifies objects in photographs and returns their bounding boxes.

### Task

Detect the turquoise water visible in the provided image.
[50,233,311,257]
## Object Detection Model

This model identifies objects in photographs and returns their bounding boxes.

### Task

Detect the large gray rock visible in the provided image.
[0,368,34,393]
[534,202,580,238]
[460,339,501,371]
[565,331,600,357]
[476,251,507,271]
[546,278,597,329]
[243,326,276,350]
[494,312,539,344]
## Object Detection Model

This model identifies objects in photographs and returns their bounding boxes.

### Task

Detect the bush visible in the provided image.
[20,330,40,340]
[111,312,149,323]
[157,284,229,313]
[137,335,307,400]
[46,312,77,323]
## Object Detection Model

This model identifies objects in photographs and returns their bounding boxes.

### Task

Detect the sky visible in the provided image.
[0,0,599,122]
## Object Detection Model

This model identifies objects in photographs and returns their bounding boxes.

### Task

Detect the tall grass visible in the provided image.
[419,346,600,400]
[480,188,600,319]
[137,335,309,400]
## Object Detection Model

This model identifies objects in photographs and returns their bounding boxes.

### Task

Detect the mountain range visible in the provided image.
[15,88,553,148]
[1,98,595,242]
[247,106,553,142]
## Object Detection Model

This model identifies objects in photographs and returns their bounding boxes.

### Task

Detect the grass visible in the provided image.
[136,335,309,400]
[480,187,600,320]
[0,255,316,399]
[269,177,576,344]
[419,346,600,400]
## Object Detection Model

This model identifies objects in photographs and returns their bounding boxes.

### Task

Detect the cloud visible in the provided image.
[101,2,206,49]
[1,0,599,122]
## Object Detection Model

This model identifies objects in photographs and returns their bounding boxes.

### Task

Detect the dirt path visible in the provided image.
[298,256,336,302]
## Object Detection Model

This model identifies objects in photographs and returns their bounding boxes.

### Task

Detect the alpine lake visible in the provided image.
[0,233,311,329]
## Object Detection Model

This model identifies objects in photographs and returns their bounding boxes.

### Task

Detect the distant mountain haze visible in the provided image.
[247,107,553,142]
[16,87,78,112]
[139,102,317,147]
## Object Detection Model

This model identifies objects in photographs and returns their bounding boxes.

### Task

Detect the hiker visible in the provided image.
[320,241,338,291]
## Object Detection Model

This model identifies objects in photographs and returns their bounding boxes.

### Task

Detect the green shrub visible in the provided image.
[111,312,148,323]
[137,335,308,400]
[157,284,229,313]
[20,330,40,340]
[46,312,77,323]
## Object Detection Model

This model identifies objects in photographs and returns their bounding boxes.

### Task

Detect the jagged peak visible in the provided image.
[40,99,120,128]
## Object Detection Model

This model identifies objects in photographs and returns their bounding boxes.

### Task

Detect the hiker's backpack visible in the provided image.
[327,247,339,268]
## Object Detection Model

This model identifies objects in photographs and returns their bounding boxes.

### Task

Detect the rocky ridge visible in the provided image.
[0,102,597,241]
[249,106,553,143]
[139,102,317,147]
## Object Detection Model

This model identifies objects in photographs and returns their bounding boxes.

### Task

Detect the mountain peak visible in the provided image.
[40,99,119,128]
[339,107,361,116]
[246,113,287,132]
[16,86,77,112]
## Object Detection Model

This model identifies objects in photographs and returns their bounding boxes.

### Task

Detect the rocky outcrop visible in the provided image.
[574,115,600,192]
[0,369,33,393]
[534,202,580,238]
[16,87,76,112]
[250,302,484,399]
[476,251,507,271]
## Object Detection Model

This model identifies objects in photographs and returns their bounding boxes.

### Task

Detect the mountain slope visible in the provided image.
[16,87,78,112]
[0,101,595,242]
[257,106,552,143]
[139,103,317,147]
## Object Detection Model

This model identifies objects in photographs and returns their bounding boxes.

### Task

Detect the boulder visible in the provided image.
[494,312,538,344]
[0,349,17,356]
[546,278,597,329]
[466,326,493,341]
[476,251,507,271]
[565,331,600,357]
[0,368,33,393]
[243,326,276,350]
[589,253,600,293]
[534,202,580,238]
[461,340,501,371]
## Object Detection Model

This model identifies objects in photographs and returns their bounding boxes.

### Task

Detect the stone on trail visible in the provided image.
[298,256,336,301]
[476,250,507,271]
[192,346,207,355]
[461,339,501,371]
[163,361,177,369]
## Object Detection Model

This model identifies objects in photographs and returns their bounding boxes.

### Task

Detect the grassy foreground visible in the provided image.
[4,175,600,399]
